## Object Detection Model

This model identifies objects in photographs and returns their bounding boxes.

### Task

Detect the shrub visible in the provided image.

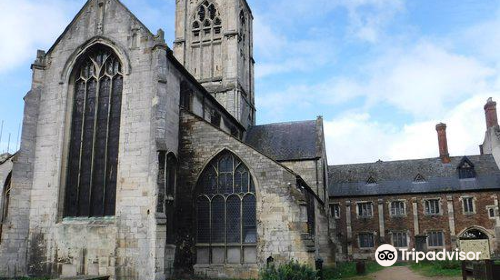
[260,261,318,280]
[437,260,461,270]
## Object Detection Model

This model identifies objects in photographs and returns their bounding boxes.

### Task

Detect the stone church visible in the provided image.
[3,0,500,280]
[0,0,333,279]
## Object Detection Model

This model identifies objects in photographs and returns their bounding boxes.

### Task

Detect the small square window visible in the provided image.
[427,231,444,247]
[330,204,340,219]
[357,202,373,218]
[392,232,408,248]
[359,233,375,249]
[463,197,474,214]
[425,199,440,215]
[390,201,406,217]
[488,207,496,218]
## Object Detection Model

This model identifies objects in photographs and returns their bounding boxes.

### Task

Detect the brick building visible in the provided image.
[329,99,500,261]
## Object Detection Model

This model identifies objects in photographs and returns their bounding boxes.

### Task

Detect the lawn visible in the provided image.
[323,261,384,279]
[409,260,462,277]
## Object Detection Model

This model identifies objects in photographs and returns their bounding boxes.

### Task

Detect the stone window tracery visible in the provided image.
[64,45,123,217]
[195,151,257,265]
[190,1,223,79]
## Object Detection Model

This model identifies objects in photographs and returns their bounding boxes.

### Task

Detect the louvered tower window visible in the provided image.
[190,1,223,79]
[64,45,123,217]
[196,151,257,265]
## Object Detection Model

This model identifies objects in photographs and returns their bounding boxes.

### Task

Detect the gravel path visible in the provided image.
[366,266,461,280]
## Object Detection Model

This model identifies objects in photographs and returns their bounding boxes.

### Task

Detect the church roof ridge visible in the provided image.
[328,154,485,168]
[252,119,317,128]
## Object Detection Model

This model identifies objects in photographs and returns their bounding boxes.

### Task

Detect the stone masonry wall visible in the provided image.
[0,1,171,279]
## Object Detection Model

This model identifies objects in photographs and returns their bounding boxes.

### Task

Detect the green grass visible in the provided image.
[409,260,462,277]
[323,261,384,279]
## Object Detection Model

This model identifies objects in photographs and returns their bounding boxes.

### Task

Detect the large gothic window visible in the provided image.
[190,1,223,80]
[196,151,257,265]
[64,45,123,217]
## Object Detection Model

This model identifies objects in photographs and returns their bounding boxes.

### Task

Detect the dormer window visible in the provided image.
[457,157,476,179]
[414,173,426,183]
[366,176,377,185]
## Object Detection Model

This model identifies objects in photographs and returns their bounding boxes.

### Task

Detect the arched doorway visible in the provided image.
[460,228,489,240]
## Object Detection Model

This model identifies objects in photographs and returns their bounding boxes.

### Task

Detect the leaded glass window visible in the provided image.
[196,151,257,264]
[64,45,122,217]
[359,233,375,248]
[392,232,408,248]
[427,231,444,247]
[425,199,440,215]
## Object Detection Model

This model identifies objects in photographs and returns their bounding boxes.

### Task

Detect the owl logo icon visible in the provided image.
[375,244,398,267]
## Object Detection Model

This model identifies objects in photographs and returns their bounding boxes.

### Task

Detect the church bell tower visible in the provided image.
[174,0,255,128]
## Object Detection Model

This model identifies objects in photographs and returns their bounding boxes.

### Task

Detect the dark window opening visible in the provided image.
[428,231,444,247]
[359,233,375,248]
[425,199,440,215]
[330,204,340,219]
[366,176,376,184]
[180,81,193,110]
[458,157,476,179]
[1,172,12,242]
[210,111,221,127]
[64,45,122,217]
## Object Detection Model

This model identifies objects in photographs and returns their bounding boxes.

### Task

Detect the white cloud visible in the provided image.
[362,41,495,118]
[325,94,499,165]
[335,0,405,43]
[258,40,496,120]
[0,0,80,73]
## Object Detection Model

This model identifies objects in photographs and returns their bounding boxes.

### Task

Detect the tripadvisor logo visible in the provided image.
[375,244,398,267]
[375,244,482,267]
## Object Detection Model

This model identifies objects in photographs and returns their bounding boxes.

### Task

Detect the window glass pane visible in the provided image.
[243,195,256,243]
[197,197,210,243]
[359,233,374,248]
[226,196,241,243]
[211,196,225,243]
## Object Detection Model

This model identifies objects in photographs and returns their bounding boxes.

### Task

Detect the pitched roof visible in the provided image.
[244,119,322,161]
[328,155,500,197]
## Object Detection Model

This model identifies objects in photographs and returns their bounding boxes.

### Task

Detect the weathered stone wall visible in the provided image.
[330,192,500,261]
[174,0,255,128]
[0,1,176,279]
[177,110,318,278]
[0,84,40,277]
[281,159,327,202]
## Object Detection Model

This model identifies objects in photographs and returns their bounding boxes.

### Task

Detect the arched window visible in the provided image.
[1,172,12,242]
[64,45,123,217]
[190,1,223,79]
[196,151,257,265]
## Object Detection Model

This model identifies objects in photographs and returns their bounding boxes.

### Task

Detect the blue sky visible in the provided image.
[1,0,500,164]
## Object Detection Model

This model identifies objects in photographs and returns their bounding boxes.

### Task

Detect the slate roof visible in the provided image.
[244,120,321,161]
[328,155,500,197]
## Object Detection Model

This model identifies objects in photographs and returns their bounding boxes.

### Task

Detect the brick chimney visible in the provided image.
[436,123,451,163]
[484,97,498,129]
